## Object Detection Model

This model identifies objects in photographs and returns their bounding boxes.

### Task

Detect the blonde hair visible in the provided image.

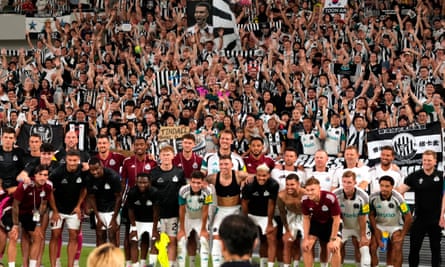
[256,163,270,173]
[87,243,124,267]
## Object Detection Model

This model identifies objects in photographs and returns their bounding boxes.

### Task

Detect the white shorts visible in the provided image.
[159,217,178,236]
[212,206,240,234]
[376,225,403,238]
[341,226,371,243]
[50,212,81,230]
[184,218,204,237]
[249,214,276,235]
[135,221,154,240]
[96,212,121,230]
[284,212,304,239]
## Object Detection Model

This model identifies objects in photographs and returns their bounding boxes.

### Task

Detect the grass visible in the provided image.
[2,243,94,267]
[2,244,359,267]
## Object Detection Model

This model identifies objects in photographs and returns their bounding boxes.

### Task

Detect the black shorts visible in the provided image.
[19,213,38,232]
[120,206,129,225]
[274,215,283,239]
[309,219,342,243]
[1,211,13,232]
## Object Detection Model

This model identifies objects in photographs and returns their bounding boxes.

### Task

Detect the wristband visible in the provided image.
[130,226,137,233]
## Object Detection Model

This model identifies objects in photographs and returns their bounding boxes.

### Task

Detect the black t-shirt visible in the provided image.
[23,153,39,167]
[0,147,25,189]
[24,158,60,177]
[55,150,90,164]
[404,169,444,222]
[87,168,122,212]
[242,177,279,217]
[149,166,186,218]
[49,164,89,214]
[126,186,160,222]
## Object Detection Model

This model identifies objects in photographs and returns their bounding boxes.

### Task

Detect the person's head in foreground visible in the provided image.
[218,214,258,261]
[87,243,124,267]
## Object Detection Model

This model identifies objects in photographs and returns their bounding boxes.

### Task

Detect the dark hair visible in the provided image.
[219,154,232,161]
[379,175,394,186]
[182,133,196,142]
[40,143,55,152]
[219,214,258,257]
[190,170,205,180]
[30,133,42,140]
[97,134,109,140]
[35,164,50,174]
[134,136,146,142]
[66,149,81,158]
[284,147,298,155]
[195,1,210,11]
[2,127,15,135]
[88,157,102,166]
[249,136,264,145]
[137,172,150,180]
[380,145,394,155]
[286,173,300,182]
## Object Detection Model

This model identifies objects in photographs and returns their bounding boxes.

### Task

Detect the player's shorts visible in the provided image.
[120,206,129,225]
[249,214,276,235]
[212,205,240,234]
[341,223,371,243]
[184,218,204,237]
[1,209,13,232]
[135,221,154,241]
[19,213,39,232]
[50,212,81,230]
[375,224,403,238]
[284,212,304,239]
[309,219,342,243]
[159,217,178,236]
[96,211,121,230]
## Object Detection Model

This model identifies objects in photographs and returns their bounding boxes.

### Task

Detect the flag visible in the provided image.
[367,122,442,168]
[17,123,65,151]
[212,0,241,51]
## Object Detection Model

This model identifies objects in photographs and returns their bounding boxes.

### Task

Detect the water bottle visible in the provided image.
[380,231,389,252]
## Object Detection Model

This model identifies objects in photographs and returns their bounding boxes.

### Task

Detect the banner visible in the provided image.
[186,0,241,51]
[293,122,443,176]
[323,0,347,14]
[186,0,212,29]
[17,123,64,151]
[158,126,190,141]
[66,122,89,151]
[367,122,443,170]
[26,14,73,33]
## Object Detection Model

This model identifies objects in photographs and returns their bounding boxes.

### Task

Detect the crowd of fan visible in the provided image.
[0,0,444,159]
